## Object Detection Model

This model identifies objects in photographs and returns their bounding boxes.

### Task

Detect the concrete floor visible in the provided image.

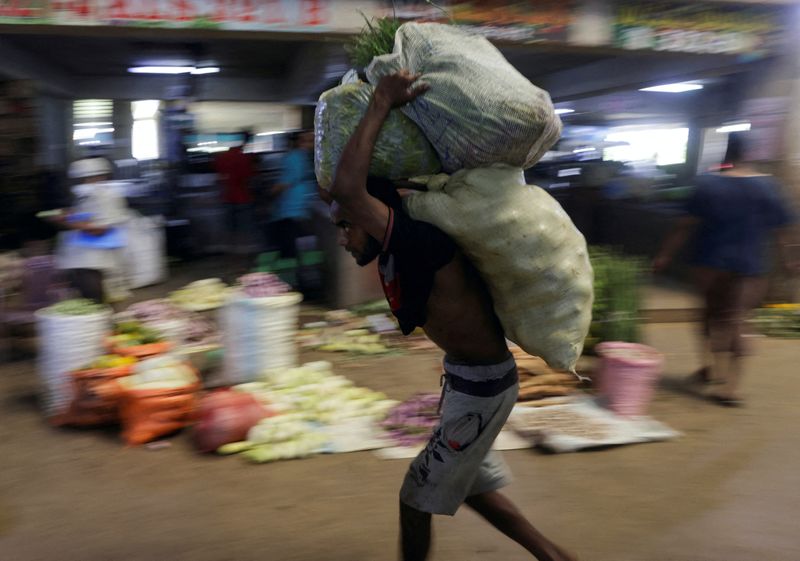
[1,319,799,561]
[1,257,798,561]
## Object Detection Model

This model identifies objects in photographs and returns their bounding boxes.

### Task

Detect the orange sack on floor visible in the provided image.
[56,364,135,427]
[119,379,201,446]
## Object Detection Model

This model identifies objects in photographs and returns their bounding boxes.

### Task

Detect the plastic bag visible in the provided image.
[314,81,440,189]
[119,380,200,445]
[193,390,271,453]
[366,22,562,173]
[404,166,593,371]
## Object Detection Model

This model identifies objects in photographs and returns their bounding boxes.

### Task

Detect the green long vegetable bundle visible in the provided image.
[586,247,643,349]
[345,16,401,68]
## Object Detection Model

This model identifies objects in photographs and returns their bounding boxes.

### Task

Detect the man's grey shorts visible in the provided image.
[400,354,518,516]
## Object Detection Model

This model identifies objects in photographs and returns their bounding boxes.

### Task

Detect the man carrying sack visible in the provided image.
[325,69,578,561]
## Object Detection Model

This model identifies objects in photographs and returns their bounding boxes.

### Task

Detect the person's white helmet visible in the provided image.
[68,157,112,179]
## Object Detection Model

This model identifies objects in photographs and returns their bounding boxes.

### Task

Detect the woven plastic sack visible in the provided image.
[119,380,200,446]
[220,291,303,385]
[314,81,440,189]
[404,166,593,372]
[366,22,562,173]
[59,364,135,427]
[36,308,112,420]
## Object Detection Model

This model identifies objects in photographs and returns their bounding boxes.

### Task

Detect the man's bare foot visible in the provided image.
[707,393,744,407]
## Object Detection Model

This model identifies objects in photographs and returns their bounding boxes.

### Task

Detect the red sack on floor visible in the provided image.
[119,381,200,446]
[193,390,271,453]
[55,364,135,427]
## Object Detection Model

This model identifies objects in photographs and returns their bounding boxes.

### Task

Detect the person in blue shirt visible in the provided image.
[654,132,797,406]
[270,130,316,259]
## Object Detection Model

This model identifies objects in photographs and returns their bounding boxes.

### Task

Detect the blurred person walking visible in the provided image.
[50,157,131,304]
[215,131,258,259]
[269,130,316,259]
[654,132,797,406]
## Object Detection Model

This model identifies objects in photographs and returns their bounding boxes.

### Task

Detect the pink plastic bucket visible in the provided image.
[595,342,664,417]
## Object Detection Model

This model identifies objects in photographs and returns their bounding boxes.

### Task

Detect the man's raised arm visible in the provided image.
[328,70,429,241]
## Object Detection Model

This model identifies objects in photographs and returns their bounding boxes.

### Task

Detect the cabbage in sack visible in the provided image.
[404,166,593,372]
[314,81,440,189]
[367,22,562,173]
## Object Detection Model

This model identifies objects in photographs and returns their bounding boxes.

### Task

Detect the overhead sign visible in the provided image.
[614,1,784,56]
[0,0,787,56]
[0,0,333,30]
[384,0,573,43]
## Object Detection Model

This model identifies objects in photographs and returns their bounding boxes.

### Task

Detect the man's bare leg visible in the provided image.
[465,491,578,561]
[400,501,432,561]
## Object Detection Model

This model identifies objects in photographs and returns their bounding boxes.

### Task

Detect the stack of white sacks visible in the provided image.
[36,307,111,420]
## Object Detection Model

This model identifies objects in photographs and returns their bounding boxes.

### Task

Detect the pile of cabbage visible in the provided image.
[219,361,398,463]
[169,279,231,312]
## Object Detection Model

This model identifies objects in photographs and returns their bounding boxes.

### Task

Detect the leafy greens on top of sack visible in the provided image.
[345,15,402,69]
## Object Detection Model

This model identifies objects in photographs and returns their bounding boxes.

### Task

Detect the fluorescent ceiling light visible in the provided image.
[716,122,751,133]
[73,127,115,140]
[639,82,703,93]
[555,108,575,115]
[75,121,112,127]
[187,146,228,153]
[129,66,194,74]
[256,131,283,136]
[572,147,595,153]
[128,66,220,75]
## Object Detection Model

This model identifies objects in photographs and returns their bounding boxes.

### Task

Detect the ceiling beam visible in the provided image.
[281,43,349,104]
[537,53,751,101]
[72,75,285,102]
[0,37,76,96]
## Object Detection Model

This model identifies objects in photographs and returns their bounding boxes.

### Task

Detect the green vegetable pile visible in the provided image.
[108,320,165,347]
[345,16,401,68]
[587,247,643,349]
[751,304,800,338]
[46,299,107,316]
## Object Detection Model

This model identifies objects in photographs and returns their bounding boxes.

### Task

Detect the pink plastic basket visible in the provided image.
[595,342,664,417]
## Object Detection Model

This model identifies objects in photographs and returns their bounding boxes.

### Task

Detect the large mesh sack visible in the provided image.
[220,291,303,385]
[117,362,201,445]
[314,80,440,189]
[366,22,562,173]
[404,166,593,372]
[36,307,112,421]
[119,383,200,446]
